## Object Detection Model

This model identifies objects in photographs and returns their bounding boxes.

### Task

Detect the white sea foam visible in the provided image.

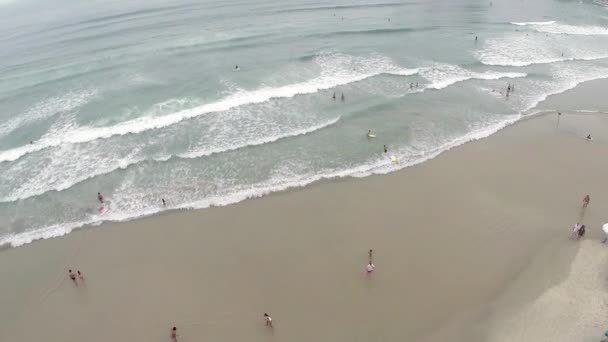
[511,21,556,26]
[353,114,521,177]
[523,63,608,112]
[3,60,608,248]
[178,116,340,159]
[485,240,608,342]
[476,34,608,66]
[0,88,98,137]
[5,69,608,248]
[419,64,527,90]
[0,114,521,248]
[511,21,608,35]
[0,116,341,203]
[534,23,608,35]
[0,54,416,163]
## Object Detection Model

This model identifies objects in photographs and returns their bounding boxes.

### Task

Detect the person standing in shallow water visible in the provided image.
[170,327,178,341]
[97,192,104,203]
[368,249,373,263]
[340,93,345,102]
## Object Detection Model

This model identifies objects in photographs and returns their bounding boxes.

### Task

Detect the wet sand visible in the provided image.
[1,108,608,341]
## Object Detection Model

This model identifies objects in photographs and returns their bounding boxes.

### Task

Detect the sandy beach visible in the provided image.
[2,91,608,341]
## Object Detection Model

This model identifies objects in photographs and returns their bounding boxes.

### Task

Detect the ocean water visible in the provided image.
[1,0,608,247]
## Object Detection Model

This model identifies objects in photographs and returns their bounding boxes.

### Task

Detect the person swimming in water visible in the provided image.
[587,134,592,140]
[235,65,240,71]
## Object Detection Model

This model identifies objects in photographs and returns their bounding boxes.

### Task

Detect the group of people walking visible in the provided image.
[570,194,606,242]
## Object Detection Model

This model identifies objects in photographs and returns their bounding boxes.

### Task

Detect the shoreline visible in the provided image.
[3,74,608,249]
[0,108,559,249]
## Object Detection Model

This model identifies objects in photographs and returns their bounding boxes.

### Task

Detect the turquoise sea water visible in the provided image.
[1,0,608,247]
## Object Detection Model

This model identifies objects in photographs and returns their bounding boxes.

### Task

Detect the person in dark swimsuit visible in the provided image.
[578,225,586,239]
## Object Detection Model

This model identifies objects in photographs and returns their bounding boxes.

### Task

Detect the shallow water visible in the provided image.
[1,0,608,246]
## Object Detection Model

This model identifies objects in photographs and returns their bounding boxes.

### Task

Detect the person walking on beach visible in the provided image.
[366,261,375,273]
[97,192,104,203]
[170,327,178,341]
[571,223,585,240]
[571,223,582,239]
[577,224,586,239]
[264,313,273,327]
[583,194,590,208]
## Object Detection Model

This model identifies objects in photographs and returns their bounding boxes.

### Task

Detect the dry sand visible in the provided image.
[1,109,608,341]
